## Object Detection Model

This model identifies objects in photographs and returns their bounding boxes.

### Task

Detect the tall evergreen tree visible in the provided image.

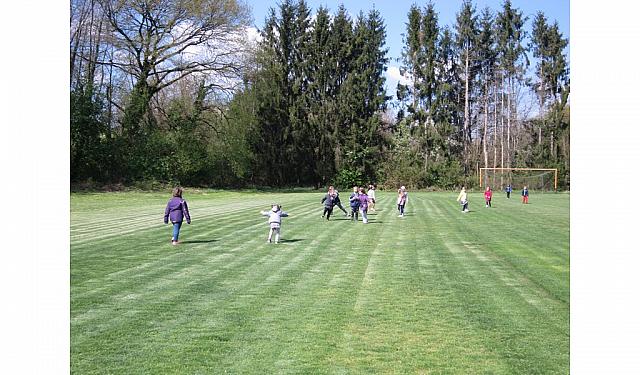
[339,9,389,183]
[531,11,550,146]
[477,8,497,170]
[496,0,528,169]
[454,0,478,171]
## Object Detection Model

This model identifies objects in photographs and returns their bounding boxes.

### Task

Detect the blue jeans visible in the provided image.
[172,222,182,241]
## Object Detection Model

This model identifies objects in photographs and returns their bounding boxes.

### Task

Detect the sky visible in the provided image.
[246,0,570,98]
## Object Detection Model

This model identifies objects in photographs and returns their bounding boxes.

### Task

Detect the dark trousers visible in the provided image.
[398,204,405,215]
[351,206,359,220]
[486,199,491,207]
[322,207,333,220]
[507,191,511,199]
[335,202,348,215]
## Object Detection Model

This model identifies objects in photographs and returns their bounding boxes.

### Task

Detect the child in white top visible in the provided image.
[397,186,408,217]
[367,184,376,212]
[260,204,289,243]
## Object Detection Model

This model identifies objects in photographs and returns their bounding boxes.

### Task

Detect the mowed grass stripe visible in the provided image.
[71,190,569,374]
[71,201,324,308]
[72,197,371,372]
[70,194,315,243]
[218,204,392,372]
[329,196,510,373]
[416,193,569,373]
[429,192,569,305]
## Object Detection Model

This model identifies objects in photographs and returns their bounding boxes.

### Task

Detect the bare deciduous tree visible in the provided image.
[97,0,251,132]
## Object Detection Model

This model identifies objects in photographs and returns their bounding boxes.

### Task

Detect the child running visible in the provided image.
[260,204,289,243]
[367,184,377,212]
[331,186,349,216]
[397,186,408,217]
[456,186,469,213]
[484,186,493,208]
[522,186,529,204]
[164,186,191,245]
[321,187,336,220]
[357,187,369,224]
[505,184,512,199]
[349,185,360,221]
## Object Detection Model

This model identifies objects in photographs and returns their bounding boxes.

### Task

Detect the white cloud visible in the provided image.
[384,65,413,99]
[245,26,262,44]
[386,65,412,87]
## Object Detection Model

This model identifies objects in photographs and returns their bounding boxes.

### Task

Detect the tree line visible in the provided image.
[71,0,569,190]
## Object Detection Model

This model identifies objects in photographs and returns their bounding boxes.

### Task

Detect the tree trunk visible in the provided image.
[493,77,498,188]
[538,64,544,145]
[506,75,511,169]
[483,80,488,170]
[464,49,470,167]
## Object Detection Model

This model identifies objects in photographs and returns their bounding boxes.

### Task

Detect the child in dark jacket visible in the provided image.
[348,186,360,221]
[321,187,336,220]
[164,187,191,245]
[331,186,349,216]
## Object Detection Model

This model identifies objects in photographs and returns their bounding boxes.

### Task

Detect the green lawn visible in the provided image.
[71,190,569,374]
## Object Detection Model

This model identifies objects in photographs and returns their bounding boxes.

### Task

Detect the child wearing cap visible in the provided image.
[397,186,408,217]
[260,204,289,243]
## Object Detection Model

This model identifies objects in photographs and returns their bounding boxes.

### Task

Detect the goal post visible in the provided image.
[479,167,558,191]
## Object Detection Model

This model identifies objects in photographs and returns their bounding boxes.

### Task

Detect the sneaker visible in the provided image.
[172,241,178,245]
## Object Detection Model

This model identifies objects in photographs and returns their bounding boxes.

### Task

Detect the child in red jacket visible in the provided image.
[484,186,493,208]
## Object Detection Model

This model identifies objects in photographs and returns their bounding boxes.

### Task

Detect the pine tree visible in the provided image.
[477,8,497,170]
[531,11,549,146]
[455,0,479,171]
[496,0,528,169]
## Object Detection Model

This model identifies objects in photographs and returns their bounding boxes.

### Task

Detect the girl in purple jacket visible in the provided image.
[164,187,191,245]
[357,187,369,224]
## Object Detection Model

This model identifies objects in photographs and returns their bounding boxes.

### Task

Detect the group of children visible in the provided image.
[164,182,530,245]
[456,183,530,213]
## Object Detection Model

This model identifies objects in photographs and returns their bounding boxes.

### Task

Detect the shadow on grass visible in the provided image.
[180,239,218,244]
[278,238,306,243]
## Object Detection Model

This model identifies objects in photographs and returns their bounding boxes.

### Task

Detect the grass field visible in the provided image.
[71,190,569,374]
